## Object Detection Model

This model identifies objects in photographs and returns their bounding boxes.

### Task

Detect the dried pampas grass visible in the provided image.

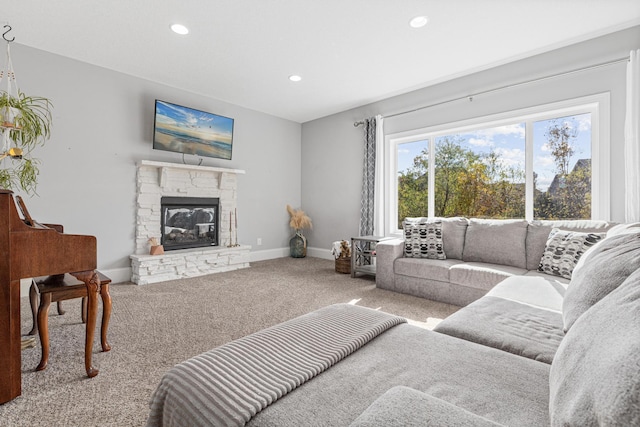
[286,204,313,231]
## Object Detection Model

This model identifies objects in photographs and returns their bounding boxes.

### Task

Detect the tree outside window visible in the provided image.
[396,113,591,227]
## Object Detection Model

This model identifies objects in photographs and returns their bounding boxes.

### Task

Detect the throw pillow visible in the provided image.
[549,268,640,426]
[524,220,612,271]
[403,218,446,260]
[562,231,640,331]
[537,228,604,280]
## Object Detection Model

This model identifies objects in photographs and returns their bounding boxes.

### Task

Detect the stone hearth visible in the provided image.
[130,160,250,285]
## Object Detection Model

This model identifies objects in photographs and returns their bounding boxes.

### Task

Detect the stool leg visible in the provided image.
[36,293,52,371]
[81,297,87,324]
[100,283,112,352]
[57,301,66,316]
[28,281,38,336]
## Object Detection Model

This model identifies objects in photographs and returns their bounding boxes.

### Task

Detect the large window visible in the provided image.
[385,95,609,234]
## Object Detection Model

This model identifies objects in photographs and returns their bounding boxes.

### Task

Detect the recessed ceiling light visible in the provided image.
[409,16,428,28]
[171,24,189,35]
[289,75,302,82]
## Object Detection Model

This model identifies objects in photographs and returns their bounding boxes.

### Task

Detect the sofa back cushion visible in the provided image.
[549,268,640,426]
[562,231,640,331]
[525,220,613,271]
[437,217,468,260]
[462,219,528,269]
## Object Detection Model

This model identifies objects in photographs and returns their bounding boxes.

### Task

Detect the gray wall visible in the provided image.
[302,26,640,256]
[10,44,301,282]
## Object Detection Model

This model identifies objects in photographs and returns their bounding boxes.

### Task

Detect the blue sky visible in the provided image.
[397,113,591,192]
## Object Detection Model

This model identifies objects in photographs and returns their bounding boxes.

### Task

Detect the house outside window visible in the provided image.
[384,94,609,235]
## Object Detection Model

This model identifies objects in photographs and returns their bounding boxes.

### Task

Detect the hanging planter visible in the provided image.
[0,27,53,194]
[1,105,21,128]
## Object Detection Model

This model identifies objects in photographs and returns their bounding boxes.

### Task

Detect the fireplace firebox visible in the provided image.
[161,196,219,251]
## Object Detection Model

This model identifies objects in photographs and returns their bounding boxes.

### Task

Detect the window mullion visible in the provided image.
[525,121,534,221]
[428,136,435,218]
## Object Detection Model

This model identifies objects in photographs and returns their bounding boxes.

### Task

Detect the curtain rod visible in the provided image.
[353,55,629,127]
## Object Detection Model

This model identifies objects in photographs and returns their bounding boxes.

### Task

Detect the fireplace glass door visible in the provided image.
[161,196,219,250]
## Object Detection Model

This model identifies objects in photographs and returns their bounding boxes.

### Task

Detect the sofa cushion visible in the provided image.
[488,275,566,312]
[523,270,570,286]
[434,295,564,364]
[537,228,604,280]
[549,268,640,426]
[350,386,503,427]
[462,219,528,268]
[435,216,468,260]
[562,231,640,331]
[394,258,463,283]
[525,220,613,271]
[403,218,445,259]
[449,262,527,291]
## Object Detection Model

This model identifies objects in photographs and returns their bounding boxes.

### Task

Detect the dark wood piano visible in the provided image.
[0,189,107,404]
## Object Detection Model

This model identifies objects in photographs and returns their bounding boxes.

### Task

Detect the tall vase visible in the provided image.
[289,231,307,258]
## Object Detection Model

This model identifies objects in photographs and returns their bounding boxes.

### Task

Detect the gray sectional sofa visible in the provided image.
[376,217,614,306]
[148,221,640,426]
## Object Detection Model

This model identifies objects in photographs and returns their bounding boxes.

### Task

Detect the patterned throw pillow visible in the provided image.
[403,218,446,259]
[538,228,604,279]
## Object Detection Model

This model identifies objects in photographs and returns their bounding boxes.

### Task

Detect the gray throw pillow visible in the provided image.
[403,218,446,260]
[549,268,640,426]
[537,228,604,280]
[562,231,640,331]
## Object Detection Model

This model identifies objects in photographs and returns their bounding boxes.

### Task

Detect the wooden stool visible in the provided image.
[30,271,112,377]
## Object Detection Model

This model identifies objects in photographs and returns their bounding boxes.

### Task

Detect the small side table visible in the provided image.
[351,236,394,278]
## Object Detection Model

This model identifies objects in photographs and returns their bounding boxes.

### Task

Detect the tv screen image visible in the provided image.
[153,100,234,160]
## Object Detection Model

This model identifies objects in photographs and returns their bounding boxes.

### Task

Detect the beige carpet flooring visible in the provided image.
[0,257,459,427]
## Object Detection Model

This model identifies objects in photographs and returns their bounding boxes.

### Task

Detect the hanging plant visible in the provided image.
[0,92,52,194]
[0,33,53,195]
[0,91,52,149]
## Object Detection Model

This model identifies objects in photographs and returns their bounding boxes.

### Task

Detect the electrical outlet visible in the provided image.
[257,238,262,245]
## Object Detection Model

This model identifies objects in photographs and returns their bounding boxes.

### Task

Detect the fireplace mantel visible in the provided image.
[139,160,245,175]
[131,160,249,284]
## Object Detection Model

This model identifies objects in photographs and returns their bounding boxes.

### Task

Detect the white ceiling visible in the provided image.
[4,1,640,123]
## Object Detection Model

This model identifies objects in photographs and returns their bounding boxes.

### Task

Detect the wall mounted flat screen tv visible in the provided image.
[153,100,234,160]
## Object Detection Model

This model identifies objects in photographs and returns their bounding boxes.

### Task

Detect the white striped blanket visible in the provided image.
[146,304,407,427]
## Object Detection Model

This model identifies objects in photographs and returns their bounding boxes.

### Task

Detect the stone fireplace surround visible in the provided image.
[130,160,250,285]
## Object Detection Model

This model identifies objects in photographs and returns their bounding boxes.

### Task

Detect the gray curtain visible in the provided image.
[359,117,376,236]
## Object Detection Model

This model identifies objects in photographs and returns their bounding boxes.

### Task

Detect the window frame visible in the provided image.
[384,93,610,236]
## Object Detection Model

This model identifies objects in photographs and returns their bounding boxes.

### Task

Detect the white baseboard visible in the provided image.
[306,247,333,260]
[250,247,290,262]
[100,267,133,284]
[250,247,333,262]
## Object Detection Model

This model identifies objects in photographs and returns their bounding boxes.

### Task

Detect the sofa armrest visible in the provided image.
[349,386,504,427]
[375,238,404,291]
